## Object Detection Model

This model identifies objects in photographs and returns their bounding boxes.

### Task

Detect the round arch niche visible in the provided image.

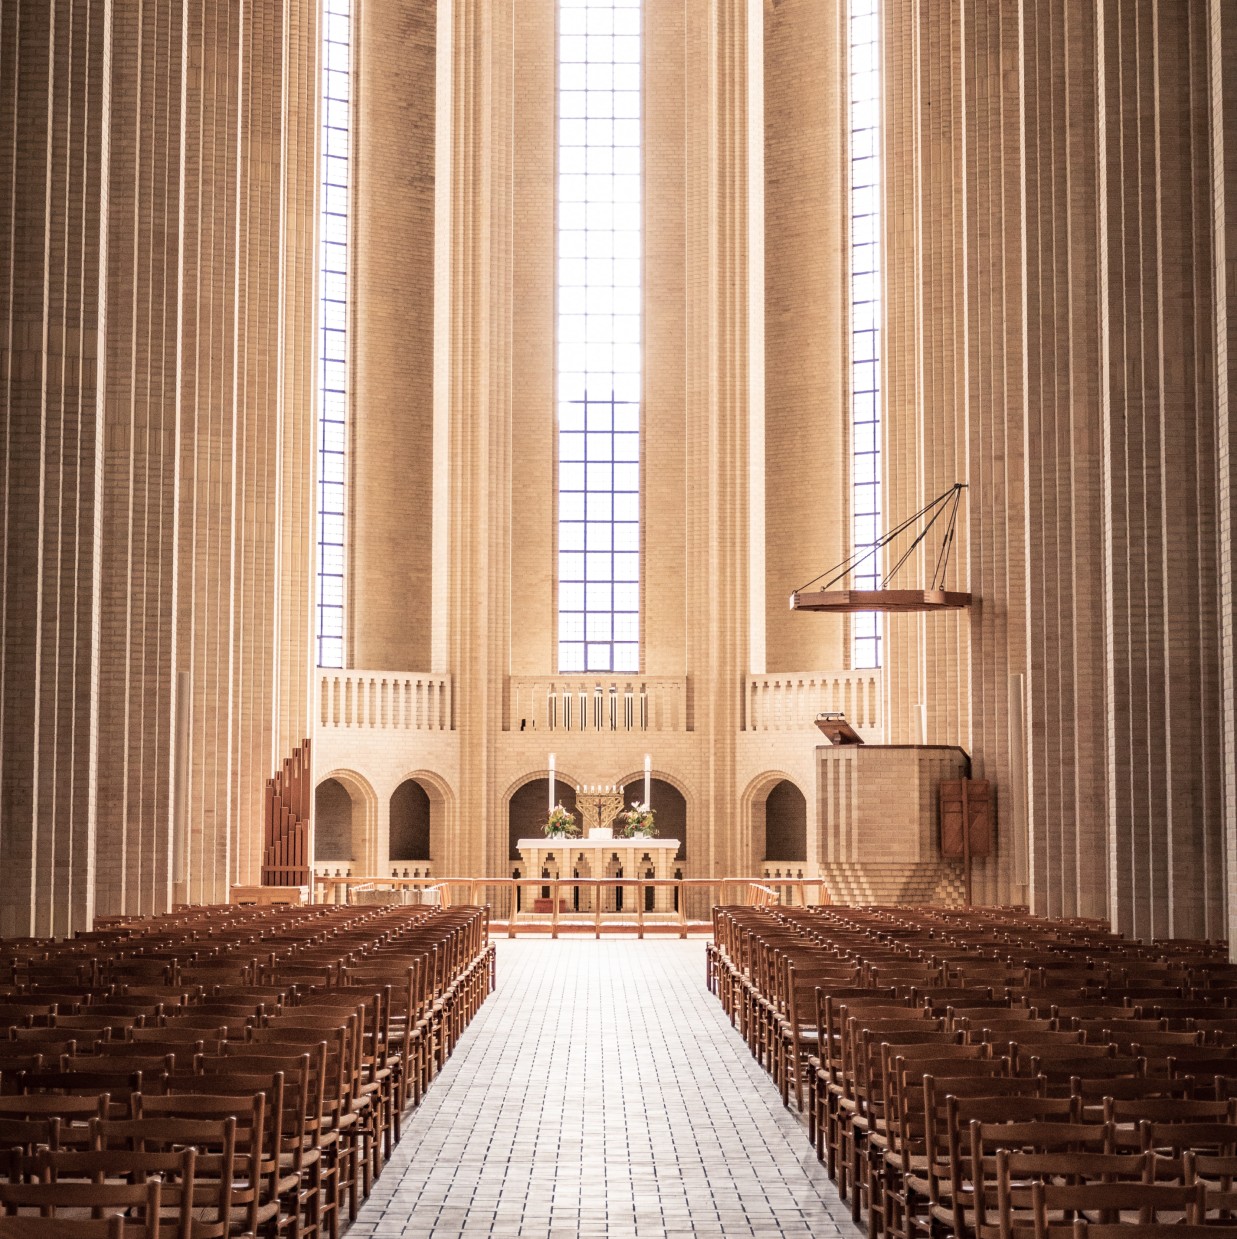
[390,779,431,863]
[508,779,578,862]
[620,777,688,861]
[314,772,377,871]
[761,778,808,866]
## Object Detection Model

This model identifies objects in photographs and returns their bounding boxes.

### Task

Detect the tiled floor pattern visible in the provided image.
[355,938,857,1238]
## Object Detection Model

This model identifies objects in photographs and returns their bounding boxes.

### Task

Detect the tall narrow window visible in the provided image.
[557,0,642,674]
[316,0,351,669]
[849,0,881,669]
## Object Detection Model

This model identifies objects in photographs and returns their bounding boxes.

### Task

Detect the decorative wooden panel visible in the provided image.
[939,778,994,859]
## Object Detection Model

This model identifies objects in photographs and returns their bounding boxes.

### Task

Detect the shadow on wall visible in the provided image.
[315,778,354,861]
[507,775,688,863]
[509,779,578,860]
[621,777,687,861]
[764,779,807,863]
[390,779,431,861]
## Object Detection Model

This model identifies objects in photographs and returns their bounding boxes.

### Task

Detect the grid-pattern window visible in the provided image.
[317,0,351,669]
[850,0,881,669]
[557,0,641,674]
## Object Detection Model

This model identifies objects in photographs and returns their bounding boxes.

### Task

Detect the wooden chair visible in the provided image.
[245,1025,366,1224]
[850,1027,963,1232]
[0,1212,129,1239]
[936,1094,1081,1239]
[0,1168,166,1239]
[873,1048,997,1239]
[0,1116,61,1184]
[88,1117,235,1239]
[32,1145,198,1239]
[1068,1225,1237,1239]
[0,1097,109,1154]
[132,1092,271,1239]
[967,1121,1116,1239]
[210,1049,329,1239]
[288,995,393,1168]
[993,1145,1157,1239]
[1028,1177,1206,1239]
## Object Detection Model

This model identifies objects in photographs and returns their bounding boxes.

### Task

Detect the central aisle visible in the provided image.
[356,939,855,1239]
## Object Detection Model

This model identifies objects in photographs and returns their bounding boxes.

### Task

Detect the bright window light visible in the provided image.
[317,0,350,669]
[850,0,881,669]
[557,0,642,674]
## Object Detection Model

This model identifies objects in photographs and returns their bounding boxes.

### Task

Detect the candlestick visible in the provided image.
[549,753,556,813]
[644,754,651,807]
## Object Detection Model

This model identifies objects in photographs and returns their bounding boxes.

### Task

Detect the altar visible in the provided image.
[516,836,681,914]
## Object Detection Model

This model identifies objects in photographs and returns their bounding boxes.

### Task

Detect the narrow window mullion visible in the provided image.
[316,0,351,669]
[557,0,642,675]
[849,0,881,669]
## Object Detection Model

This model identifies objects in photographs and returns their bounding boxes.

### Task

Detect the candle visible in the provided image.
[549,753,556,813]
[644,754,651,807]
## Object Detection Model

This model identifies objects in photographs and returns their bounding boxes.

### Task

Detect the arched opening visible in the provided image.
[620,777,687,860]
[508,779,578,861]
[315,776,367,865]
[763,779,808,864]
[390,779,431,862]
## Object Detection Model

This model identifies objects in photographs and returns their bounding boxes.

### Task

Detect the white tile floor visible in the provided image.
[355,939,857,1239]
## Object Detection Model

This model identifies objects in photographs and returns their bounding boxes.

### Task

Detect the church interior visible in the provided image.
[2,0,1237,1234]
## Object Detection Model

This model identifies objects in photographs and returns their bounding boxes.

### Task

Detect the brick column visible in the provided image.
[682,0,758,878]
[1209,0,1237,961]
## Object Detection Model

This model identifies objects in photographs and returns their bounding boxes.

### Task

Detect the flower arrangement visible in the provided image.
[617,801,657,838]
[544,803,578,838]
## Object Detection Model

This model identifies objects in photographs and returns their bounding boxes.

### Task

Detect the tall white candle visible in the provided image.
[644,754,651,807]
[549,753,556,813]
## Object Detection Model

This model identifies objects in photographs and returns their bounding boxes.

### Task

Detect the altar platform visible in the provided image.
[517,835,680,915]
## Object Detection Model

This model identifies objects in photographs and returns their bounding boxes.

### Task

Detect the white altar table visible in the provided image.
[517,836,681,914]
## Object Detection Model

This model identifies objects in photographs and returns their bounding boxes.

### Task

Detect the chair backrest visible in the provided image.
[0,1165,164,1239]
[1031,1176,1206,1237]
[1069,1224,1237,1239]
[33,1146,198,1239]
[133,1091,267,1239]
[0,1213,128,1239]
[89,1116,236,1239]
[991,1142,1155,1239]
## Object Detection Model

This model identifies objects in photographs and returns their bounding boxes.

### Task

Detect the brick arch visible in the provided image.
[314,768,379,873]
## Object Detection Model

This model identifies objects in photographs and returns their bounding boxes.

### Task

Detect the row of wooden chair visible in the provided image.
[709,904,1237,1239]
[0,904,495,1239]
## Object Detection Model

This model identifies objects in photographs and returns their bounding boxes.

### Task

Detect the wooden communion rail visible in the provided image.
[312,874,830,937]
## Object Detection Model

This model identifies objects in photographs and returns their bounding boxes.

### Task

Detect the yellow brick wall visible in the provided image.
[351,0,436,670]
[762,0,847,675]
[4,0,1236,943]
[0,0,317,933]
[1210,0,1237,959]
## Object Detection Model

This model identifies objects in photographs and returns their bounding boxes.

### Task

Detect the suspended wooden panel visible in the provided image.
[791,483,974,614]
[792,587,972,613]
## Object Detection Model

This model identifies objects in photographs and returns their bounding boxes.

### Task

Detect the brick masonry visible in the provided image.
[0,0,317,934]
[1,1,1235,952]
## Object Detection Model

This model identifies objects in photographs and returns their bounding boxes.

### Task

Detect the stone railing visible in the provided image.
[317,670,453,731]
[744,670,882,735]
[507,676,687,733]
